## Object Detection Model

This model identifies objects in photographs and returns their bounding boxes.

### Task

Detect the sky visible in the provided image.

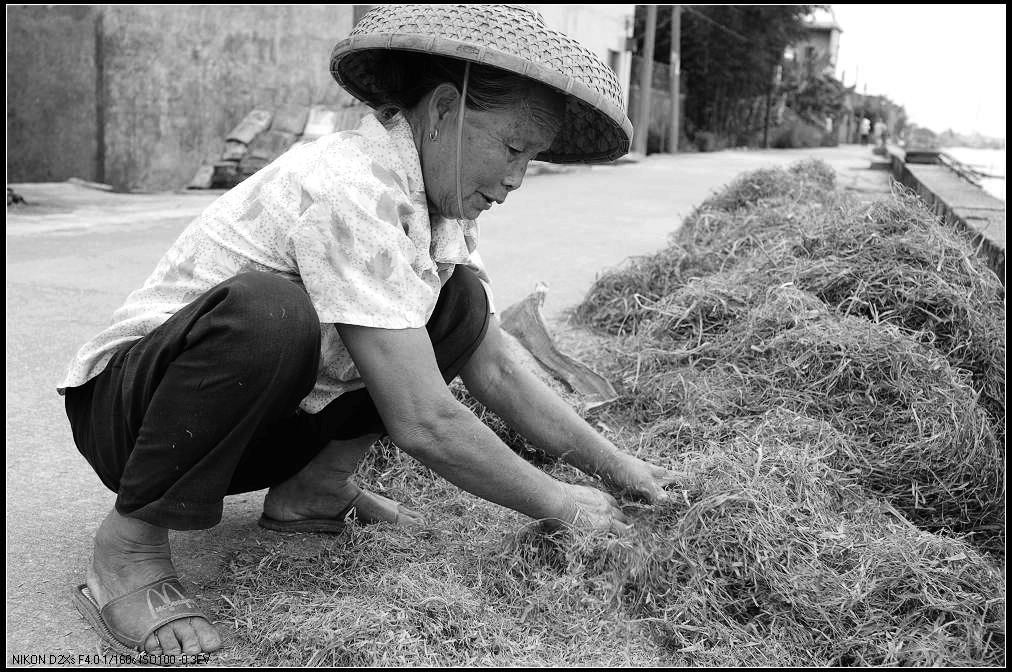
[829,4,1006,140]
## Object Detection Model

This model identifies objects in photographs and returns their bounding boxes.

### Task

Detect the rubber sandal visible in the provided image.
[71,577,211,666]
[257,492,363,533]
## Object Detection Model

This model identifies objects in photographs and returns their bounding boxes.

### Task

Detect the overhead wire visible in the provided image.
[682,6,750,43]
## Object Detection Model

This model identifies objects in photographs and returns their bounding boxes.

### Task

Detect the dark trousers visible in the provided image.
[65,269,490,530]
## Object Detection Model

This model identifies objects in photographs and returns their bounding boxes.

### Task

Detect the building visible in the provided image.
[779,7,849,144]
[785,6,842,78]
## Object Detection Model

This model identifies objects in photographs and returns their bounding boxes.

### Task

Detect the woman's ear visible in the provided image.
[428,82,461,126]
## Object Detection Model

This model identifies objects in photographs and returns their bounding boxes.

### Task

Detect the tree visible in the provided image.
[635,5,816,144]
[780,52,846,123]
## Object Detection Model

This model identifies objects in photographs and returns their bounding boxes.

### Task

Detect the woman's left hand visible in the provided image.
[601,454,683,504]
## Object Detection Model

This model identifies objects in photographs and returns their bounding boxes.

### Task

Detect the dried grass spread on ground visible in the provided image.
[579,160,1005,548]
[205,160,1004,666]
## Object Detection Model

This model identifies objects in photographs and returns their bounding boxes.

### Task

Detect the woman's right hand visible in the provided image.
[543,482,633,535]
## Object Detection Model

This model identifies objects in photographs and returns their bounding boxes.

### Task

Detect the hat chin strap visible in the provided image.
[455,62,471,222]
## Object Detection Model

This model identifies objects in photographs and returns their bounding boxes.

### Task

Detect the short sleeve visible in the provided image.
[287,154,438,329]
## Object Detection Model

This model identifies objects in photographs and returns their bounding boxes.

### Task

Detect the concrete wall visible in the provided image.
[890,150,1006,281]
[7,5,102,183]
[101,5,356,191]
[627,56,687,152]
[531,4,635,106]
[7,5,357,191]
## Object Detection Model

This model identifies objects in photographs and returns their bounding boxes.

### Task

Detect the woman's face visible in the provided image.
[421,85,564,220]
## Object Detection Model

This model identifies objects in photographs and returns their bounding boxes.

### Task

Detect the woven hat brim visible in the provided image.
[331,34,633,164]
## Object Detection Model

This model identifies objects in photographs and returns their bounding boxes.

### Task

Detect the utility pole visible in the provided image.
[763,59,780,149]
[632,4,657,155]
[667,5,681,153]
[763,67,772,149]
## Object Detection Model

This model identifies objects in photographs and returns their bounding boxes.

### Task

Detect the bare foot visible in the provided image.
[263,478,424,527]
[86,510,222,656]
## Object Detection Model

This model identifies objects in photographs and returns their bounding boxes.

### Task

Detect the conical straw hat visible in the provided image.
[330,4,633,164]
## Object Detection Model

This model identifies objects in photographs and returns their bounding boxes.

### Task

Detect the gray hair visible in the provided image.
[373,53,563,130]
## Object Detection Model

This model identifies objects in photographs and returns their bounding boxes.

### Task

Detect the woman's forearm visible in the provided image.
[461,328,627,480]
[337,320,630,526]
[337,321,572,523]
[400,400,573,523]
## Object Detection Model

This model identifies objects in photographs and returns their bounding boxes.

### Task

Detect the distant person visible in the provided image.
[860,116,871,145]
[58,4,676,662]
[874,118,888,149]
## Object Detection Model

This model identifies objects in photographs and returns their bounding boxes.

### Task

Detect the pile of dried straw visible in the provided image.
[567,159,1005,663]
[578,159,1005,549]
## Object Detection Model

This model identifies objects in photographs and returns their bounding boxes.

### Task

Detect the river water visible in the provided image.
[942,147,1006,202]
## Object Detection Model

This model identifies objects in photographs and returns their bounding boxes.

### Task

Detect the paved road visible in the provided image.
[5,144,891,661]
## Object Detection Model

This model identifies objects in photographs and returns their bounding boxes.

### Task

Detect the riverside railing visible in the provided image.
[937,151,1004,190]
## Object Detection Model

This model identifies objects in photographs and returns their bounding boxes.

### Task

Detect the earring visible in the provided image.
[428,128,439,142]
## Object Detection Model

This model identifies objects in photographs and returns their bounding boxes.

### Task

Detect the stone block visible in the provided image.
[226,109,273,144]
